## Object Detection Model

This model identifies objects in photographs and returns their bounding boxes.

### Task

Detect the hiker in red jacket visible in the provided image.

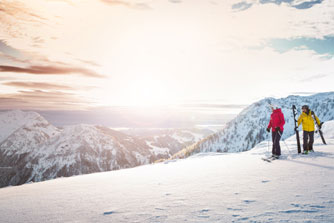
[266,104,285,159]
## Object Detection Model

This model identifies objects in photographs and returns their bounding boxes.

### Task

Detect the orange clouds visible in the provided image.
[3,81,74,90]
[0,65,105,78]
[0,90,92,110]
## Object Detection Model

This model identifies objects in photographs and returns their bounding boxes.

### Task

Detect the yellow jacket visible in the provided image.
[297,110,320,132]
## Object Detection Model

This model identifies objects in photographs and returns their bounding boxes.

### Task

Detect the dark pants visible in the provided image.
[303,131,314,151]
[272,130,282,156]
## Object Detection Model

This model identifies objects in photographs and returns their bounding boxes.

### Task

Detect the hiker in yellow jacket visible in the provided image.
[297,105,322,154]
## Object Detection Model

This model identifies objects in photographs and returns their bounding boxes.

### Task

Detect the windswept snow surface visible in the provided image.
[0,122,334,222]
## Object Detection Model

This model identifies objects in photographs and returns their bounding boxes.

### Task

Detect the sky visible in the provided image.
[0,0,333,116]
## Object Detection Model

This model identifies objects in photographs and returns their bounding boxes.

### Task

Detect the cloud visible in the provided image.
[0,1,47,22]
[169,0,182,3]
[0,40,22,58]
[0,39,105,80]
[300,74,329,82]
[0,90,91,110]
[2,81,74,90]
[100,0,151,9]
[76,58,100,67]
[0,65,105,78]
[290,92,318,95]
[180,104,248,109]
[0,76,17,81]
[0,1,46,41]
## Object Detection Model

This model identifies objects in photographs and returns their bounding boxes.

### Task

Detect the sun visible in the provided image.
[116,77,172,107]
[90,72,180,108]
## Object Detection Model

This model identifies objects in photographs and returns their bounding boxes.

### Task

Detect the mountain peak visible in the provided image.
[0,110,50,143]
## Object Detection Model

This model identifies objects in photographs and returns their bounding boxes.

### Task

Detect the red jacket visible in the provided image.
[267,108,285,132]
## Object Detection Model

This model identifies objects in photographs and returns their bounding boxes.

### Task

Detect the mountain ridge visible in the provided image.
[0,110,212,187]
[172,92,334,159]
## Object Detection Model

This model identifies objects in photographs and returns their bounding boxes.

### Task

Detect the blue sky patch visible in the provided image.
[234,0,323,10]
[232,1,253,11]
[293,0,323,9]
[268,36,334,55]
[259,0,293,5]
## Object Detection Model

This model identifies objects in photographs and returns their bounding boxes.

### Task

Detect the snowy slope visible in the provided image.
[0,111,211,187]
[0,121,333,223]
[173,92,334,158]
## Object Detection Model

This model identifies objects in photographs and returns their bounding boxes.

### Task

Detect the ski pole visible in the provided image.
[278,131,292,156]
[267,133,271,155]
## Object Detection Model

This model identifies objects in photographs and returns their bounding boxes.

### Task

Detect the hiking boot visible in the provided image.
[272,154,280,159]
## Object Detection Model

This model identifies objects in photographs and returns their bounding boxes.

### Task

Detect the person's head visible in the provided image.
[270,104,279,112]
[302,105,309,113]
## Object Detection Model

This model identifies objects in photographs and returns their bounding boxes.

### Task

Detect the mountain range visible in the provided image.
[0,110,213,187]
[1,92,334,187]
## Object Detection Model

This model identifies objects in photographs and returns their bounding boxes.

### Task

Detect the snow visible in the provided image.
[171,130,204,143]
[146,141,170,156]
[0,110,49,143]
[0,122,333,222]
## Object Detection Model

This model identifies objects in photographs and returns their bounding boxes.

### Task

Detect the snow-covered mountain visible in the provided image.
[1,92,333,187]
[120,128,215,156]
[173,92,334,158]
[1,121,333,223]
[0,110,211,187]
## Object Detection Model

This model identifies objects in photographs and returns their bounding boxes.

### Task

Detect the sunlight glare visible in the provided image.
[117,77,172,107]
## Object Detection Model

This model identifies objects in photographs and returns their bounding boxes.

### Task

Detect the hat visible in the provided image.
[269,104,279,109]
[302,105,309,110]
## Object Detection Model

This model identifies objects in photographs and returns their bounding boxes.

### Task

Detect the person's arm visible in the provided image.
[312,112,321,126]
[297,114,302,127]
[280,112,285,127]
[267,119,272,129]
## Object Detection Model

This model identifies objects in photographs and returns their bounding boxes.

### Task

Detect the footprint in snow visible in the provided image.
[198,215,210,218]
[103,211,116,215]
[291,203,326,209]
[261,180,270,183]
[227,207,243,211]
[155,207,165,211]
[279,209,318,214]
[197,210,210,219]
[199,209,210,213]
[290,203,301,208]
[238,217,250,221]
[309,205,326,209]
[243,200,256,204]
[148,215,168,221]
